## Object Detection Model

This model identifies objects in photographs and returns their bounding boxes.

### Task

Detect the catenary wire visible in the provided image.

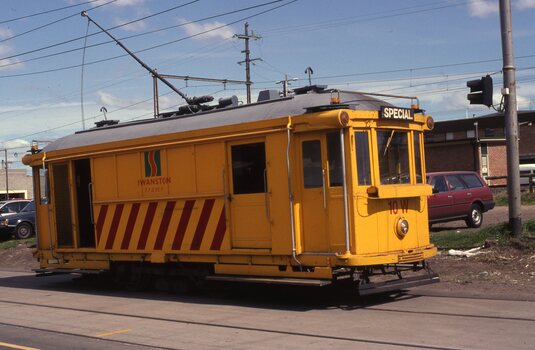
[0,0,298,79]
[0,0,104,25]
[0,0,286,70]
[0,0,202,61]
[0,0,118,44]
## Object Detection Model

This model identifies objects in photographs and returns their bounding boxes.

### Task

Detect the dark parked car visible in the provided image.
[427,171,495,228]
[0,201,36,239]
[0,199,30,216]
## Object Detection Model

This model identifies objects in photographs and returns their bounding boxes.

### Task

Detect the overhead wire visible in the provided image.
[0,0,202,62]
[0,0,298,79]
[261,0,471,37]
[0,0,286,70]
[0,0,103,25]
[1,1,299,141]
[0,0,118,44]
[7,66,535,144]
[0,37,237,120]
[3,0,534,141]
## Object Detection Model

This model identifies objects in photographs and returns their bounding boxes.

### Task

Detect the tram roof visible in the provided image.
[43,89,392,152]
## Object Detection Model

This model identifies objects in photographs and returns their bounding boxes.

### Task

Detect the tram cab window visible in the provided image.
[231,142,267,194]
[377,130,410,185]
[327,132,342,187]
[355,131,371,186]
[414,132,423,183]
[302,140,323,188]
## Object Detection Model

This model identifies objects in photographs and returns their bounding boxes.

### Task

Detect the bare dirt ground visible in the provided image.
[1,206,534,299]
[427,205,535,299]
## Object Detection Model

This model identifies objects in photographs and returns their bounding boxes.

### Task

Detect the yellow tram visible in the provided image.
[23,86,438,295]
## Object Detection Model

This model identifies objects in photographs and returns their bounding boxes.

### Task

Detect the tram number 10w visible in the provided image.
[388,199,409,214]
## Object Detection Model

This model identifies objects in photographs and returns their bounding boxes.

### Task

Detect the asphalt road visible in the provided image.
[0,270,533,350]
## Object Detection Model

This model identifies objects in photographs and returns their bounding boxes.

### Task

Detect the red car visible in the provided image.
[427,171,495,228]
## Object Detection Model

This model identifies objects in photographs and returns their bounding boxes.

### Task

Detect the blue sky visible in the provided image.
[1,0,535,167]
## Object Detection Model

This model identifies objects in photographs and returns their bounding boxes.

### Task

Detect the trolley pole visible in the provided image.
[235,22,261,104]
[499,0,522,237]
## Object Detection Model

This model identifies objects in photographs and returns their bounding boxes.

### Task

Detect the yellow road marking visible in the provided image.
[0,341,40,350]
[95,329,131,337]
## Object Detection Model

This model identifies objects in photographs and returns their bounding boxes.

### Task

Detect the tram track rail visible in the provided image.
[0,313,458,350]
[0,295,533,350]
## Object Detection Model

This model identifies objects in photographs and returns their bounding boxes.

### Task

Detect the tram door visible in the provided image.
[74,159,95,248]
[298,132,346,253]
[227,139,271,249]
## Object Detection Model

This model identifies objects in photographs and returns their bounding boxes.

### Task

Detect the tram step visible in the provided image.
[358,272,440,296]
[34,268,105,276]
[206,275,332,286]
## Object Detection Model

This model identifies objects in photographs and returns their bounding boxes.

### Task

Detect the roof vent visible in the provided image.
[293,85,328,95]
[257,90,281,102]
[94,119,119,128]
[218,95,239,108]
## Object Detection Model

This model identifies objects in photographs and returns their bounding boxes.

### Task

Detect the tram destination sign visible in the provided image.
[380,106,414,121]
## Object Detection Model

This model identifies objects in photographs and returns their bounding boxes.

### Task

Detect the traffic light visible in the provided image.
[467,75,493,107]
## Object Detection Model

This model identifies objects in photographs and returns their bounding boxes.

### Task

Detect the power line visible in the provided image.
[0,13,78,44]
[0,38,237,120]
[0,0,103,25]
[0,0,298,79]
[0,0,285,70]
[0,0,118,44]
[0,0,201,62]
[261,0,471,37]
[6,69,535,144]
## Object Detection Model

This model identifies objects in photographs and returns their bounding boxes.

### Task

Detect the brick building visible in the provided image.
[425,110,535,186]
[0,168,33,200]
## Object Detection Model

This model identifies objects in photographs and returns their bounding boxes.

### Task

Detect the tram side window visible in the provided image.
[38,167,49,204]
[231,142,267,194]
[326,132,342,187]
[355,132,371,186]
[302,140,323,188]
[414,132,423,183]
[377,130,410,184]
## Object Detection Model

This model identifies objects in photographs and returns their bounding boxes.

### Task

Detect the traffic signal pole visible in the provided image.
[499,0,522,237]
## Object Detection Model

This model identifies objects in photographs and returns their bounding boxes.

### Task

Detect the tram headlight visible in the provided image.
[339,111,349,126]
[395,217,409,239]
[426,116,434,130]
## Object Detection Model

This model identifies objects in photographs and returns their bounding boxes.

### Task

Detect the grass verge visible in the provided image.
[431,219,535,250]
[0,237,36,250]
[494,191,535,206]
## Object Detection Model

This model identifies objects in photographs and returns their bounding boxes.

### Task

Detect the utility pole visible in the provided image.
[2,149,9,200]
[500,0,522,237]
[276,75,298,97]
[235,22,261,104]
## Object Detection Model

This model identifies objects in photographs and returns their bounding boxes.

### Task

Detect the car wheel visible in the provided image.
[465,204,483,228]
[15,222,34,239]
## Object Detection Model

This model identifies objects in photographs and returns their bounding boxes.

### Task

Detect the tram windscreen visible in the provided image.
[414,132,423,183]
[377,130,410,184]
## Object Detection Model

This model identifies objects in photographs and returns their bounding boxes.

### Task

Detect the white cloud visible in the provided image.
[0,27,24,71]
[1,139,30,150]
[517,82,535,109]
[96,91,127,108]
[89,0,144,7]
[0,27,13,39]
[0,45,23,71]
[468,0,499,18]
[516,0,535,9]
[179,19,235,41]
[113,18,147,32]
[95,91,151,110]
